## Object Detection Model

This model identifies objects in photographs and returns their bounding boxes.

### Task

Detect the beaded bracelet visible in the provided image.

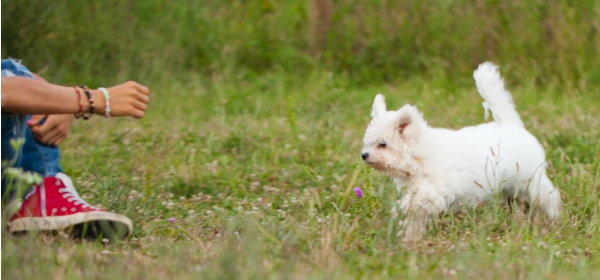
[98,87,111,118]
[72,86,83,118]
[78,85,93,120]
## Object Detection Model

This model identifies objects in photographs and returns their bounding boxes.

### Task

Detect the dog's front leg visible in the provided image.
[397,206,430,242]
[396,190,447,242]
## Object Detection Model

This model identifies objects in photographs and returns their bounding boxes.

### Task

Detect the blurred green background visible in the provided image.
[3,0,599,89]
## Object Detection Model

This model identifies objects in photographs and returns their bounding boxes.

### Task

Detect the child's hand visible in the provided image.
[28,114,74,146]
[91,81,150,118]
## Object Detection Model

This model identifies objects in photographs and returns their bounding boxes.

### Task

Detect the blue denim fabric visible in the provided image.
[1,59,63,197]
[1,59,34,78]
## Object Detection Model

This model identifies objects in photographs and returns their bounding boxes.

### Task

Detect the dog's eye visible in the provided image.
[378,142,387,148]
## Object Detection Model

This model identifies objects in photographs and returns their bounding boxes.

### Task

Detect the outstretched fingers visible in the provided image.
[136,92,150,104]
[132,109,145,119]
[133,100,147,111]
[133,82,150,96]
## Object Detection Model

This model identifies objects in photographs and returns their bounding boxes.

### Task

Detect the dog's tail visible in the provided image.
[473,62,524,127]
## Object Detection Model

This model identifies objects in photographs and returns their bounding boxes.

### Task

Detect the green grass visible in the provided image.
[2,70,599,279]
[3,0,600,86]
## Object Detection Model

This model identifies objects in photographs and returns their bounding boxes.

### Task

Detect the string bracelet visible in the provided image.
[72,86,83,118]
[98,87,111,118]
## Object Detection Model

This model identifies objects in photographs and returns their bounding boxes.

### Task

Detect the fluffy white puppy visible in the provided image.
[361,62,561,241]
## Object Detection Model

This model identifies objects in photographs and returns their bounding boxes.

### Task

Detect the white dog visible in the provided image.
[361,62,561,241]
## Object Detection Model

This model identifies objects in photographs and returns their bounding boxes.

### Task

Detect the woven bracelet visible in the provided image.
[72,86,83,118]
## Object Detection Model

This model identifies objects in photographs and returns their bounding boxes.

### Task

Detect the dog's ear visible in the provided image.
[371,94,387,118]
[396,105,424,137]
[398,117,410,134]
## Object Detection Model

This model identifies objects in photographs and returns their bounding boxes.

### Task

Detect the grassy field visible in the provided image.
[2,70,599,279]
[2,0,600,279]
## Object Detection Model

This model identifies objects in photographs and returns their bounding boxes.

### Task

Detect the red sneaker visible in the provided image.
[8,173,133,240]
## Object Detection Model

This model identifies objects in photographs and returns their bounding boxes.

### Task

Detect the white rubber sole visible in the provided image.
[8,211,133,237]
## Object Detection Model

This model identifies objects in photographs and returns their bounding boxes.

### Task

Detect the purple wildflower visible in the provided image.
[354,187,363,198]
[168,217,176,223]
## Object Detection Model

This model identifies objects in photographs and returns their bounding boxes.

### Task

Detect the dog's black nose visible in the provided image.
[361,153,369,160]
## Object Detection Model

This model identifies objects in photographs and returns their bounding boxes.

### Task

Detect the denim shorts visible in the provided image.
[2,58,63,198]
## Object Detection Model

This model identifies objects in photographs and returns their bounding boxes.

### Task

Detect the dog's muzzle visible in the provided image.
[361,153,369,160]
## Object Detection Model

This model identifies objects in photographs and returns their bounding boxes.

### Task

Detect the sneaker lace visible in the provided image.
[55,173,101,210]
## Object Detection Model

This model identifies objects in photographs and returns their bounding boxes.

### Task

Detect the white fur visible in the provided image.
[361,62,561,241]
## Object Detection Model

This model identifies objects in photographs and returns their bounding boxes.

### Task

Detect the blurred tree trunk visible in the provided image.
[308,0,332,57]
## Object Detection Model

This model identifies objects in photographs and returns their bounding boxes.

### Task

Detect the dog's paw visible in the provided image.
[399,231,423,243]
[397,220,424,243]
